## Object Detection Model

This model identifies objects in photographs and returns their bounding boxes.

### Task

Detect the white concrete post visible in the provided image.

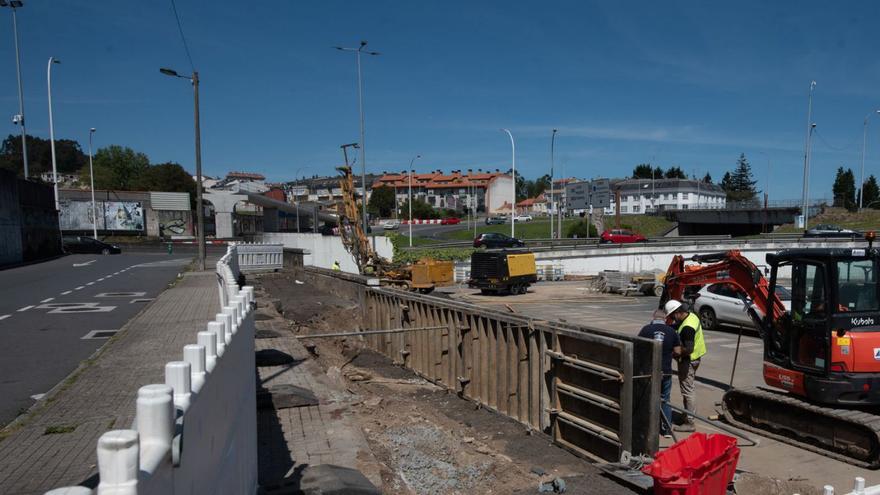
[822,486,834,495]
[95,429,139,495]
[198,330,218,372]
[854,477,865,495]
[136,384,173,470]
[184,344,206,392]
[165,361,192,411]
[46,486,94,494]
[223,305,239,336]
[243,286,255,308]
[208,320,226,357]
[234,294,248,324]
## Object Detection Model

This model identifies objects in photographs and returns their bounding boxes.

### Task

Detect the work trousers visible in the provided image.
[677,357,700,424]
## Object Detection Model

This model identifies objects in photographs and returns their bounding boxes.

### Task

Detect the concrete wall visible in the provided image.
[259,232,394,273]
[47,246,258,495]
[0,171,23,266]
[1,171,61,267]
[58,190,193,238]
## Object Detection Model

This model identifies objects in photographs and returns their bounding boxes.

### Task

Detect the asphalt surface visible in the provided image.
[0,251,196,426]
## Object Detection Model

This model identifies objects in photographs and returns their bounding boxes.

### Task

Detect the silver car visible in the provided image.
[693,283,791,331]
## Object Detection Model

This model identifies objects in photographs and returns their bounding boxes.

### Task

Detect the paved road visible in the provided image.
[0,252,194,426]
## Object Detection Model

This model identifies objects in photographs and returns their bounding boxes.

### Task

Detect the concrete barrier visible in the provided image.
[258,232,393,273]
[47,246,258,495]
[232,242,283,273]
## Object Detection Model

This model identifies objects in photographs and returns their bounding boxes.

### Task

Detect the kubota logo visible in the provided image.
[851,317,875,326]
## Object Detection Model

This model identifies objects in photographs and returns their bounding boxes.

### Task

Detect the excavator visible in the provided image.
[660,237,880,468]
[334,165,453,293]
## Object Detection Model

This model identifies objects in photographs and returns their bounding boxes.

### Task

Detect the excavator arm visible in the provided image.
[660,250,788,336]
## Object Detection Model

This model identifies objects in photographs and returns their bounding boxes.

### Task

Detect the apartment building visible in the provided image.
[566,177,726,214]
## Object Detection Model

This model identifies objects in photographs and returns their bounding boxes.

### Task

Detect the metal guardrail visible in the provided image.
[402,234,734,251]
[357,285,660,463]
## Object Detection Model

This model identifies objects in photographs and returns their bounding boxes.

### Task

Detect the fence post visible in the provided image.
[198,331,218,372]
[96,429,139,495]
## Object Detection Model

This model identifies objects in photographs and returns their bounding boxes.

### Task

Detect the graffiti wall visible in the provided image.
[60,200,145,232]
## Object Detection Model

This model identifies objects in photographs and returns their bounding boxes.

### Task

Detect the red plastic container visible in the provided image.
[642,432,740,495]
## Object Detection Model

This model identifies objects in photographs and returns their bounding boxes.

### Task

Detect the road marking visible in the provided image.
[719,342,761,349]
[41,298,55,303]
[30,393,45,401]
[97,277,105,281]
[86,282,95,286]
[17,305,33,312]
[73,260,96,267]
[0,315,9,321]
[61,290,72,295]
[74,286,85,291]
[82,329,118,339]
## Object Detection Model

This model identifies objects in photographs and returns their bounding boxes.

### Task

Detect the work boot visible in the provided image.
[674,423,696,432]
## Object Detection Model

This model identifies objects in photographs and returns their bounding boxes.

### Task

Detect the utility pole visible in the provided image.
[47,57,60,211]
[3,0,28,177]
[502,129,516,238]
[550,129,557,238]
[89,128,97,239]
[860,110,880,210]
[801,81,816,231]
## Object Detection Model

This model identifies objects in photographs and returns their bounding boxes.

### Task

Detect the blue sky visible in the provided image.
[1,1,879,200]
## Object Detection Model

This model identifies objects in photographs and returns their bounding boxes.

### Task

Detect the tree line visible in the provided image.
[0,134,196,202]
[832,167,879,210]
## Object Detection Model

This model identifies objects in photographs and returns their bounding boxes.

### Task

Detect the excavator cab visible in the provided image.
[764,248,880,404]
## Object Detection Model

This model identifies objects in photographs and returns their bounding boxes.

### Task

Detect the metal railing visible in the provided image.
[232,242,283,273]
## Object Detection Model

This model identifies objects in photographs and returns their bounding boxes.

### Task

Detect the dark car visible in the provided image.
[600,228,647,244]
[473,232,525,249]
[804,224,860,238]
[62,236,121,255]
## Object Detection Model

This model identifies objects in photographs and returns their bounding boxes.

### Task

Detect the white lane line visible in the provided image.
[17,305,34,312]
[61,290,72,295]
[74,286,85,291]
[97,277,105,281]
[86,282,95,286]
[0,315,10,321]
[30,393,45,401]
[73,260,96,267]
[41,298,55,303]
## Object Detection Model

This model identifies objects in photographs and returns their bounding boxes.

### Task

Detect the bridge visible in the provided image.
[664,206,801,236]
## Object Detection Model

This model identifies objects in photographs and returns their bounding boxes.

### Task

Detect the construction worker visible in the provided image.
[332,260,341,271]
[664,299,706,432]
[638,309,682,438]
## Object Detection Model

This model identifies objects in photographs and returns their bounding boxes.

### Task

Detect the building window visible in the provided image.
[633,205,640,213]
[621,206,628,213]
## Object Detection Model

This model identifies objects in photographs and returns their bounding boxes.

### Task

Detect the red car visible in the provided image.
[600,228,647,244]
[441,217,461,225]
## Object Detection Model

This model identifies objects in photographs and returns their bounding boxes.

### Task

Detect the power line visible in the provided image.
[169,0,195,72]
[813,128,861,152]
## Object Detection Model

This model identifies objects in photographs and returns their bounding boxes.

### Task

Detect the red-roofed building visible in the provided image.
[516,193,548,215]
[371,169,513,213]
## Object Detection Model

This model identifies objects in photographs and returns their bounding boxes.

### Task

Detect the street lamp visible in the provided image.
[335,41,380,240]
[408,154,421,247]
[859,110,880,209]
[160,67,205,271]
[292,167,310,233]
[47,57,60,211]
[502,128,516,238]
[2,0,28,178]
[801,80,816,230]
[88,128,97,239]
[550,129,557,238]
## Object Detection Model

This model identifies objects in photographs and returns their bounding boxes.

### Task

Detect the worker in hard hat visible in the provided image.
[332,260,341,271]
[664,299,707,432]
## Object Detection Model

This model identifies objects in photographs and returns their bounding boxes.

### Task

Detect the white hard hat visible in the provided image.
[664,299,683,316]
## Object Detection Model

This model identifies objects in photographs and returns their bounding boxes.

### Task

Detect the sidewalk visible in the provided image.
[0,266,220,494]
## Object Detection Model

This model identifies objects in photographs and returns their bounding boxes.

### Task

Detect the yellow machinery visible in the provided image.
[467,251,537,295]
[335,165,453,293]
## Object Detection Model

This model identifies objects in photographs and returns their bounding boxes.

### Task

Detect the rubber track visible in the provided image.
[723,387,880,469]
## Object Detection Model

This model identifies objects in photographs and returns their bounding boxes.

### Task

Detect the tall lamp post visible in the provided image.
[2,0,28,177]
[859,110,880,210]
[47,57,60,211]
[502,129,516,238]
[292,167,310,233]
[160,67,205,270]
[88,128,97,239]
[550,129,557,238]
[408,154,421,247]
[335,41,380,239]
[801,81,816,231]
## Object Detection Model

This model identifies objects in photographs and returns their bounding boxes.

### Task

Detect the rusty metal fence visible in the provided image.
[361,286,660,462]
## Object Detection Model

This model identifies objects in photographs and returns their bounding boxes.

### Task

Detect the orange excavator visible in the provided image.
[660,241,880,468]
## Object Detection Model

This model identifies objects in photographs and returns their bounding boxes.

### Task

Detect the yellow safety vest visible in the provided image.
[677,312,707,360]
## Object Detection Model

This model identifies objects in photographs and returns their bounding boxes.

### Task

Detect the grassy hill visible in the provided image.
[774,207,880,233]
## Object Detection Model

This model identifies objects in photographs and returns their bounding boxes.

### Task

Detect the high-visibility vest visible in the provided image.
[677,312,707,360]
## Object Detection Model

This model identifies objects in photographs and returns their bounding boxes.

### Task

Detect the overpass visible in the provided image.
[664,206,801,236]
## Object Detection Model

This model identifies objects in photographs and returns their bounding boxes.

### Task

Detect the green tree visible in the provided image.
[86,145,150,191]
[400,198,440,219]
[664,166,687,179]
[565,220,598,238]
[367,185,396,218]
[832,167,857,210]
[0,134,86,178]
[862,175,880,209]
[702,172,713,184]
[722,154,758,202]
[632,164,653,179]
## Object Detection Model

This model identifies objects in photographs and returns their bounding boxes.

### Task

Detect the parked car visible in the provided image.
[804,224,860,238]
[693,282,792,331]
[473,232,526,249]
[513,214,533,222]
[62,236,121,255]
[441,217,461,225]
[382,219,401,230]
[599,229,647,244]
[485,216,507,225]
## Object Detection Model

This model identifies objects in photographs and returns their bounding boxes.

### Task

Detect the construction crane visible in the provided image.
[335,165,453,292]
[660,241,880,468]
